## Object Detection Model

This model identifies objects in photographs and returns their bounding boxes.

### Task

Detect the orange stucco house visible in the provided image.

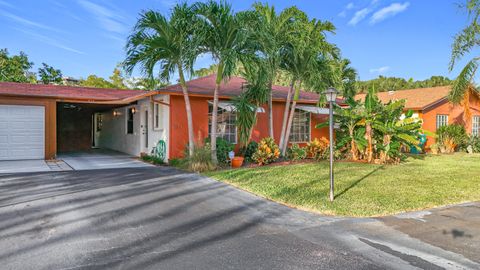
[356,86,480,147]
[0,74,336,161]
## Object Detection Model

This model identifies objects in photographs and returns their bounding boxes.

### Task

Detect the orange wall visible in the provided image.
[169,95,329,159]
[421,94,480,147]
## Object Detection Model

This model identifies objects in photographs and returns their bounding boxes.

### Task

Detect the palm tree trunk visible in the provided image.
[178,67,194,157]
[268,81,274,139]
[211,65,224,166]
[349,126,358,161]
[282,99,297,156]
[279,80,295,150]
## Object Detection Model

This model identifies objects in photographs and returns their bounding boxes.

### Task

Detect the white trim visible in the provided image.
[296,105,329,115]
[208,101,265,113]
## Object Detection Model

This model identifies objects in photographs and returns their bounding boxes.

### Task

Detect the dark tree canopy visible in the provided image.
[38,63,63,84]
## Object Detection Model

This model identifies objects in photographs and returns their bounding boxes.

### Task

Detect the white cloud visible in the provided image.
[346,3,355,9]
[339,3,355,18]
[0,9,60,32]
[338,10,347,18]
[15,28,85,55]
[77,0,126,33]
[348,8,371,26]
[370,2,410,24]
[369,66,390,74]
[0,0,14,9]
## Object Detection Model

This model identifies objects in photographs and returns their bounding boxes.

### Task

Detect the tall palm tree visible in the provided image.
[279,18,337,155]
[242,4,299,139]
[124,4,200,157]
[450,0,480,123]
[192,0,247,165]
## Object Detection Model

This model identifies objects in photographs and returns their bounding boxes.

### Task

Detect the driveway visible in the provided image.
[0,167,478,270]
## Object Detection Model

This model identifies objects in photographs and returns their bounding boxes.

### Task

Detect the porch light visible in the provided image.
[324,87,338,103]
[113,110,119,117]
[131,107,137,114]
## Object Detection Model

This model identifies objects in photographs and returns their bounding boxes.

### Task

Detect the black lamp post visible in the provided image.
[324,87,338,202]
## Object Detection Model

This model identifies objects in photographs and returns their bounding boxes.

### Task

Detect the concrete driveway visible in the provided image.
[0,167,478,270]
[57,149,153,170]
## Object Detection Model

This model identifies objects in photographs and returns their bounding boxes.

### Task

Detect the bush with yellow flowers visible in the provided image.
[306,137,329,160]
[252,137,280,165]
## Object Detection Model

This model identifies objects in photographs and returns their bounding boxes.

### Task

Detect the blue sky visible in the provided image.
[0,0,472,81]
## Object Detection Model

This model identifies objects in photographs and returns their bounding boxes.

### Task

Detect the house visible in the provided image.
[355,86,480,147]
[0,74,337,161]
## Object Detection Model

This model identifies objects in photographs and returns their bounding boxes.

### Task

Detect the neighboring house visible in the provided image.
[0,74,337,161]
[355,86,480,147]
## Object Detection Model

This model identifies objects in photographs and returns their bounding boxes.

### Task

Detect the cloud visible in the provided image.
[370,2,410,24]
[348,8,371,26]
[369,66,390,74]
[346,3,355,9]
[338,3,355,18]
[15,28,85,55]
[77,0,126,33]
[0,0,14,9]
[0,9,61,32]
[159,0,177,8]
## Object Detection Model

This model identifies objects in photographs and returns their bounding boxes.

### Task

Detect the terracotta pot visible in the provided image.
[231,156,244,168]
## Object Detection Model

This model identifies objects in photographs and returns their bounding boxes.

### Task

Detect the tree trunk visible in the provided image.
[349,126,358,161]
[211,64,224,166]
[365,122,373,163]
[282,99,297,156]
[178,67,194,157]
[279,80,295,151]
[268,81,274,139]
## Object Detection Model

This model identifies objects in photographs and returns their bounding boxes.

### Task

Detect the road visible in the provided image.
[0,167,478,269]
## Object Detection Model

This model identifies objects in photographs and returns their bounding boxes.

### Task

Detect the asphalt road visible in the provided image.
[0,167,478,270]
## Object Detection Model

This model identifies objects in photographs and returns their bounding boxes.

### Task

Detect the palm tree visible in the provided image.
[449,0,480,123]
[192,0,247,165]
[279,18,337,155]
[124,4,200,157]
[242,4,299,139]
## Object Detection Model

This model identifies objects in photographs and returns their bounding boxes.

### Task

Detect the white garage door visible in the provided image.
[0,105,45,160]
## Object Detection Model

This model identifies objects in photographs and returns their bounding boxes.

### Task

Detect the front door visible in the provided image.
[141,109,149,153]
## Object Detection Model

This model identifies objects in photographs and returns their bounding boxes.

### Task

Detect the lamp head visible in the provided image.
[324,87,338,103]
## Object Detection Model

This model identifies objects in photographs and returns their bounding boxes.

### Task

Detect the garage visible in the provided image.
[0,105,45,160]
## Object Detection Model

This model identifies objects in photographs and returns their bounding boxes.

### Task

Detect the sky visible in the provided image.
[0,0,474,82]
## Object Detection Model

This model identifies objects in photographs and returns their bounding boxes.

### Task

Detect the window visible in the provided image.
[127,107,134,134]
[289,109,310,142]
[473,116,480,136]
[208,103,237,144]
[436,114,448,130]
[154,103,160,129]
[96,114,103,132]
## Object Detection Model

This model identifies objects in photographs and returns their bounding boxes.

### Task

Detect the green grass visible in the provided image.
[205,153,480,217]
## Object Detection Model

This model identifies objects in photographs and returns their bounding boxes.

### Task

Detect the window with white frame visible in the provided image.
[289,109,311,143]
[208,103,237,144]
[473,116,480,136]
[436,114,448,130]
[153,103,161,129]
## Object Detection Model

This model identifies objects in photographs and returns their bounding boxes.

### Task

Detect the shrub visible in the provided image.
[240,141,258,162]
[465,135,480,153]
[436,124,468,153]
[204,137,234,165]
[186,144,216,172]
[252,137,280,165]
[141,154,165,165]
[287,144,307,161]
[306,138,329,160]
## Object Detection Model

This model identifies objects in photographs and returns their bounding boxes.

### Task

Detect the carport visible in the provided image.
[0,82,156,161]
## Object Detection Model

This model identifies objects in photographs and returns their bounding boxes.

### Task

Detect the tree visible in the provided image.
[193,0,247,165]
[0,48,35,83]
[279,16,337,155]
[356,75,452,93]
[242,3,299,139]
[125,4,201,157]
[79,75,115,88]
[449,0,480,124]
[109,67,128,89]
[38,63,63,84]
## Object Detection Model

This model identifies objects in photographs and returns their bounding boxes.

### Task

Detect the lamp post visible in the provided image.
[324,87,338,202]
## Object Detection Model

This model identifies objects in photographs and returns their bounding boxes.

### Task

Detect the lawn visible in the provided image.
[205,153,480,217]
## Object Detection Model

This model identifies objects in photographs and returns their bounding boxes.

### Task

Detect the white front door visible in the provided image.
[140,108,149,154]
[0,105,45,160]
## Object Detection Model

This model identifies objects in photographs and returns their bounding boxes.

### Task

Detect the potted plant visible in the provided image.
[231,156,244,168]
[430,143,440,155]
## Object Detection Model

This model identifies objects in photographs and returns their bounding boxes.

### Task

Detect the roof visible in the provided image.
[355,86,452,110]
[160,74,342,104]
[0,82,154,104]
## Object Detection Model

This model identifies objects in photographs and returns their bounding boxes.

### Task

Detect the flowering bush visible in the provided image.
[252,137,280,165]
[306,138,329,160]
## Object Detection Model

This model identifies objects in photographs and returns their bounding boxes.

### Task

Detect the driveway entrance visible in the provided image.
[57,149,153,170]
